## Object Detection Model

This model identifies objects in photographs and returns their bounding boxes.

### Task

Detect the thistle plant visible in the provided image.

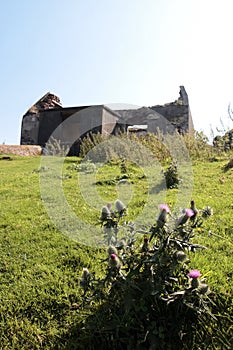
[99,200,126,245]
[80,201,216,350]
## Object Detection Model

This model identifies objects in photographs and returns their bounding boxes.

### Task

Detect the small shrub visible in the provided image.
[213,129,233,151]
[79,132,106,158]
[43,137,70,156]
[164,161,181,189]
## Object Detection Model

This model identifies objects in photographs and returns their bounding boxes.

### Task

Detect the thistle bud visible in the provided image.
[141,237,149,252]
[202,206,213,218]
[107,245,118,256]
[80,268,91,289]
[175,208,194,227]
[100,205,111,221]
[109,253,121,270]
[198,283,209,294]
[175,250,187,262]
[190,200,198,222]
[115,199,126,214]
[106,202,112,210]
[157,204,170,228]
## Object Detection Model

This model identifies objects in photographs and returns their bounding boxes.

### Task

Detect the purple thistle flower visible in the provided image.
[188,269,202,288]
[188,269,202,279]
[109,253,121,270]
[175,208,194,227]
[157,204,170,228]
[158,204,170,213]
[185,208,194,218]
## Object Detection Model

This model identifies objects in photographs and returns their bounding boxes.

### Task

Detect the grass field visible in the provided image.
[0,151,233,349]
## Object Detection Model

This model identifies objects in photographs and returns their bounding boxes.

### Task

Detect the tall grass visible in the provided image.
[79,130,224,163]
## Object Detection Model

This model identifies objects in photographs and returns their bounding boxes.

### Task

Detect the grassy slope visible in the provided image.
[0,154,233,349]
[0,156,104,349]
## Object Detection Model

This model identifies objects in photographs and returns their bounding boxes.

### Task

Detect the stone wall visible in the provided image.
[115,86,194,135]
[20,87,194,153]
[0,145,42,156]
[150,86,194,134]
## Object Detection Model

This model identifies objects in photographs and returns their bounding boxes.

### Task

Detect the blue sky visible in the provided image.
[1,0,233,144]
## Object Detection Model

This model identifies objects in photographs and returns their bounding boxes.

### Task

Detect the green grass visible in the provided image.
[0,153,233,349]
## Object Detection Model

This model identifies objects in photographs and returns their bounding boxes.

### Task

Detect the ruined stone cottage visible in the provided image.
[20,86,194,155]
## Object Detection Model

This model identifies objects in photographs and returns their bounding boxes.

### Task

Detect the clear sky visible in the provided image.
[1,0,233,145]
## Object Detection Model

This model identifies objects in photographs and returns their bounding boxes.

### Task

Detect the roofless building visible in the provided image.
[20,86,194,155]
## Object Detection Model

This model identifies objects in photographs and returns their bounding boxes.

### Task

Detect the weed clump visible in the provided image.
[164,161,181,189]
[76,201,226,350]
[67,159,96,173]
[43,137,70,156]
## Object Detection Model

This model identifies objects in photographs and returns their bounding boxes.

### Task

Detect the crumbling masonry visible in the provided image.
[20,86,194,155]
